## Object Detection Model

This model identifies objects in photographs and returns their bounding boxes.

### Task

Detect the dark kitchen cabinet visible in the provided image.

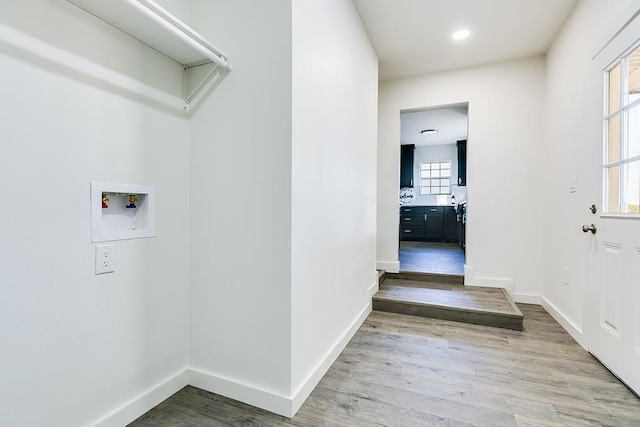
[400,144,415,188]
[444,206,457,242]
[457,202,466,251]
[399,206,423,215]
[457,140,467,186]
[424,207,443,240]
[399,206,424,240]
[399,206,446,241]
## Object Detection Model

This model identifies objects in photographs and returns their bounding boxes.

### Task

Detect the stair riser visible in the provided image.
[378,270,386,286]
[386,272,464,286]
[373,299,524,331]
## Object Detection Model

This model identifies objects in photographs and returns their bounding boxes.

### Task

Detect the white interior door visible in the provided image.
[586,7,640,395]
[585,220,640,394]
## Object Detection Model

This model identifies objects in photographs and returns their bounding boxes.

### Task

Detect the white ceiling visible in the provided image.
[401,105,468,147]
[352,0,578,80]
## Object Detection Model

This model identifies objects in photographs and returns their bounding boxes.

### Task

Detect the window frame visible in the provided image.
[418,160,452,196]
[603,42,640,216]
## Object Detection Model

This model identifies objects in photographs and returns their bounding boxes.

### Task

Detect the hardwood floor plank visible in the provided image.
[130,401,219,427]
[306,385,452,427]
[514,414,564,427]
[334,375,519,427]
[398,362,563,424]
[553,404,616,427]
[361,316,514,351]
[165,387,295,427]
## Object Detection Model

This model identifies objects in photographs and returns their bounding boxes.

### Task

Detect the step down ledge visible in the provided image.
[386,271,464,286]
[373,289,524,331]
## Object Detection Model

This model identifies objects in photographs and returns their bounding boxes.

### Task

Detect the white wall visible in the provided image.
[188,0,377,417]
[542,0,635,343]
[0,1,190,426]
[378,56,546,301]
[187,0,294,415]
[291,0,378,414]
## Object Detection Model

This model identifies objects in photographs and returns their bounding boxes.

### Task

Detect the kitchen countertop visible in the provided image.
[400,204,458,207]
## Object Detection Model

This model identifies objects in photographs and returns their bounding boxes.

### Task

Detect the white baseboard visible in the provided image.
[94,370,188,427]
[189,302,372,418]
[464,265,514,294]
[188,368,292,417]
[368,280,379,297]
[377,260,399,273]
[513,293,541,305]
[541,296,586,348]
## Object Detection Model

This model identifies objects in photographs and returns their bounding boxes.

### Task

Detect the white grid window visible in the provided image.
[419,161,451,195]
[604,43,640,214]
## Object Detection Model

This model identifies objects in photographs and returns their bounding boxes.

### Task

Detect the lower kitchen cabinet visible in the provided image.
[457,202,466,251]
[399,207,423,240]
[444,206,457,242]
[424,210,443,239]
[400,206,451,241]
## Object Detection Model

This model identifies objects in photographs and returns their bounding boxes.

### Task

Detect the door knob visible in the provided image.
[590,204,597,214]
[582,224,597,234]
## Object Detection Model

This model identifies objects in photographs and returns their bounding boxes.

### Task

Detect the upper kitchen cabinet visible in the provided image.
[400,144,415,188]
[457,140,467,186]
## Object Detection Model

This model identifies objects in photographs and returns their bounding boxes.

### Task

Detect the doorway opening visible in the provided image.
[398,103,468,275]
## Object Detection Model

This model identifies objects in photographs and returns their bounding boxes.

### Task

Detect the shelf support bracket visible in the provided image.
[182,63,221,112]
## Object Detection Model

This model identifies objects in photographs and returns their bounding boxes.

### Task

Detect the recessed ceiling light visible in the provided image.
[420,129,438,135]
[452,29,470,41]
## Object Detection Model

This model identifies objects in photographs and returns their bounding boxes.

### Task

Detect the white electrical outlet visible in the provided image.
[95,244,115,275]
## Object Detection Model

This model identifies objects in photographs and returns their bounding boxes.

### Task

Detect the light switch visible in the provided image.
[569,176,577,193]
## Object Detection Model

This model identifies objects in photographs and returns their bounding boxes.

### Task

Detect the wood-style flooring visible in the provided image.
[128,305,640,427]
[399,241,464,275]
